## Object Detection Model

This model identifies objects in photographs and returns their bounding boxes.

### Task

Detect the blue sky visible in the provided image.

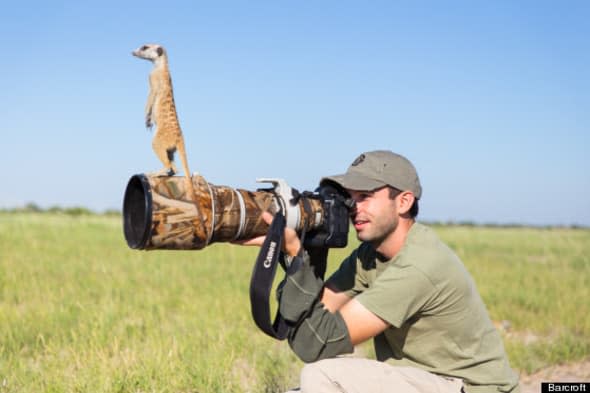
[1,1,588,226]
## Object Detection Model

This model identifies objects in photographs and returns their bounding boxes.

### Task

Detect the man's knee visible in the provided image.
[300,359,343,392]
[300,360,328,385]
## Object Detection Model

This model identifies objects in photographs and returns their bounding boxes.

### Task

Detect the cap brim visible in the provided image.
[321,173,386,191]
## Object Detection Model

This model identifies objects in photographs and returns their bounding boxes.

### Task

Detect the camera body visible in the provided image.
[255,177,351,249]
[122,173,351,251]
[299,181,351,248]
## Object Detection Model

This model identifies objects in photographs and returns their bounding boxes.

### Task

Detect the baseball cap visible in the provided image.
[321,150,422,199]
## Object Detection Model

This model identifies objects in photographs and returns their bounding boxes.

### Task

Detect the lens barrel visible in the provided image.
[122,174,324,250]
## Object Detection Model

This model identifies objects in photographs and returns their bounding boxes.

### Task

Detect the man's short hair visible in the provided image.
[388,186,419,218]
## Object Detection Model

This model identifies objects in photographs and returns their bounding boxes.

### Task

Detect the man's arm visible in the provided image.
[321,286,351,313]
[279,250,391,361]
[339,297,390,345]
[236,212,389,358]
[322,287,389,345]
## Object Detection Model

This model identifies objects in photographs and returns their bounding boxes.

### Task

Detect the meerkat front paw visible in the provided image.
[150,168,176,177]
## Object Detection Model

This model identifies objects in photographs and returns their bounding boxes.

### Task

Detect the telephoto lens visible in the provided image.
[122,174,325,250]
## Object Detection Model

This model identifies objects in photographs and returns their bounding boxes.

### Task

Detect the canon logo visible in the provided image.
[263,241,277,268]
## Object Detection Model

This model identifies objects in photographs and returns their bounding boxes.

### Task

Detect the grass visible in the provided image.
[1,213,589,391]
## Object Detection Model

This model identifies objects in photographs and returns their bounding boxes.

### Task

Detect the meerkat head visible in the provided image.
[132,44,167,63]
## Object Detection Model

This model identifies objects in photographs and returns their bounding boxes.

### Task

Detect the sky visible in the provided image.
[1,1,588,227]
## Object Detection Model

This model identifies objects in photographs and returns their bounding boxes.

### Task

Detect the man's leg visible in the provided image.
[297,358,463,393]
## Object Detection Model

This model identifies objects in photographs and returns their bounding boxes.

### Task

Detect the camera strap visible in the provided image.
[249,212,331,340]
[249,212,290,340]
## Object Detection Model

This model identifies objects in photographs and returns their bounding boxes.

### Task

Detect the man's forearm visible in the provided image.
[287,302,353,362]
[279,251,354,362]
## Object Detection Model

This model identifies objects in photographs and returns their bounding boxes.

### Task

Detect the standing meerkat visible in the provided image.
[132,43,196,198]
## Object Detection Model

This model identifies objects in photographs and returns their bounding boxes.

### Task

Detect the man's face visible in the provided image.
[347,187,398,246]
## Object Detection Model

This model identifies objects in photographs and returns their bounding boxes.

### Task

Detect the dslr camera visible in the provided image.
[122,173,352,251]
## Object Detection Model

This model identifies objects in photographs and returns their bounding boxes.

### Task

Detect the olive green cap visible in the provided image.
[322,150,422,199]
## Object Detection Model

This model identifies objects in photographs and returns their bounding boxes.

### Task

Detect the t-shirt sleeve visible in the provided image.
[356,264,435,328]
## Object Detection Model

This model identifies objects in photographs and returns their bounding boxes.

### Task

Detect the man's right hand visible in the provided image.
[232,211,302,257]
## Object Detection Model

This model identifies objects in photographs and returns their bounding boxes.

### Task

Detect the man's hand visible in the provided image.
[232,211,302,257]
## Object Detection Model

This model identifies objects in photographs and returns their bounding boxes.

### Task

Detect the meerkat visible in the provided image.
[132,43,196,199]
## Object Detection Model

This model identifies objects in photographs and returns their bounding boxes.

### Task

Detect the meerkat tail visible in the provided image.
[177,139,197,201]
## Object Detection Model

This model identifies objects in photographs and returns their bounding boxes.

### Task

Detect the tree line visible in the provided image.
[0,203,120,217]
[1,203,587,229]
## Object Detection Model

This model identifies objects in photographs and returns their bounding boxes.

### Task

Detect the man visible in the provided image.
[244,150,520,393]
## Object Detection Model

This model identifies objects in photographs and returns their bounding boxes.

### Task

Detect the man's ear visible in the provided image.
[397,191,416,215]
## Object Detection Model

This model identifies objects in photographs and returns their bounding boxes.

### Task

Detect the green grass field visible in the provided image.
[1,213,589,392]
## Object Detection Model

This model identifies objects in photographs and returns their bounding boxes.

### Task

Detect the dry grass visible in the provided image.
[1,213,588,391]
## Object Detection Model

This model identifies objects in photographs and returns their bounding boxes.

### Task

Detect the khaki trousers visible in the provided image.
[286,358,464,393]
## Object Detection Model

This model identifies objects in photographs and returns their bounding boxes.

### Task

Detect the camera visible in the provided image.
[122,173,352,251]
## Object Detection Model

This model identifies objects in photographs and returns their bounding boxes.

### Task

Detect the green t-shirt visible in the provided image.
[327,222,520,393]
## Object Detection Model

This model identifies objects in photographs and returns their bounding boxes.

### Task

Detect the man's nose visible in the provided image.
[349,201,361,216]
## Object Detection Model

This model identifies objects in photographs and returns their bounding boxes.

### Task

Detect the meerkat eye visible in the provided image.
[141,45,149,51]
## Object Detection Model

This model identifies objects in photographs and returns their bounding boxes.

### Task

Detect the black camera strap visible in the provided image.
[249,212,331,340]
[249,212,290,340]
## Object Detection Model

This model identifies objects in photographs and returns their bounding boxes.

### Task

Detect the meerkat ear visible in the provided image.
[157,47,164,57]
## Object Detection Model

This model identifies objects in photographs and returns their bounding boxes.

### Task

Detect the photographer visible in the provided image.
[240,150,520,393]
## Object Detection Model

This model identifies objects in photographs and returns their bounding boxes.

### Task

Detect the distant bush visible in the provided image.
[24,202,43,212]
[103,209,122,217]
[423,220,588,230]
